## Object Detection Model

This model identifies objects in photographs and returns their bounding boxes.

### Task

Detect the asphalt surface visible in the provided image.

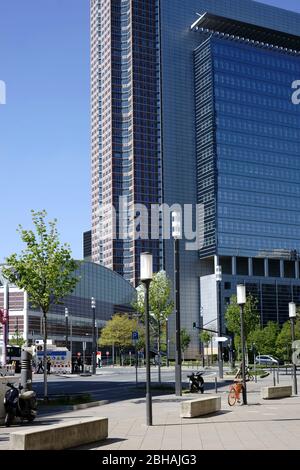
[31,366,221,403]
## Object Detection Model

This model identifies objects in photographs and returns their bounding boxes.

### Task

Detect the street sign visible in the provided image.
[215,337,228,343]
[132,331,139,341]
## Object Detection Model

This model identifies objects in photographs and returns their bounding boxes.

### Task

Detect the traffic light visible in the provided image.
[193,322,197,329]
[291,250,298,261]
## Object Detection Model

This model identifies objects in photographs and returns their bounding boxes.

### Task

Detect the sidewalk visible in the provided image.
[1,374,300,450]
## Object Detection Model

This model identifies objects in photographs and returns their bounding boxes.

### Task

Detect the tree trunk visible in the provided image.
[158,321,161,383]
[43,311,48,401]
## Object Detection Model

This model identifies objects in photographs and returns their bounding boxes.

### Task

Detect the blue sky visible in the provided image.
[0,0,300,262]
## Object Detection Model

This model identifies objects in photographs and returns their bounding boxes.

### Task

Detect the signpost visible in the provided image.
[106,351,109,367]
[215,337,228,343]
[132,331,139,386]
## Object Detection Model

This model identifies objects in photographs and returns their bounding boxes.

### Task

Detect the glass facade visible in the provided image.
[195,36,300,258]
[91,0,160,285]
[90,0,300,355]
[0,262,135,355]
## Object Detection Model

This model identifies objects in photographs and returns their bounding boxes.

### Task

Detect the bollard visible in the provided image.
[277,366,280,384]
[273,368,276,387]
[215,376,218,393]
[21,349,33,391]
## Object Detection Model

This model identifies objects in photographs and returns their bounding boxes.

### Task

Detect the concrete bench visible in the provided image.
[181,396,221,418]
[261,385,292,400]
[10,417,108,450]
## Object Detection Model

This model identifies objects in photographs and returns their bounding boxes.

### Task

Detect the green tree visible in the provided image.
[200,331,213,366]
[249,321,280,358]
[10,333,26,348]
[99,314,144,365]
[133,271,174,381]
[2,210,79,400]
[225,294,260,356]
[180,328,191,362]
[276,320,300,362]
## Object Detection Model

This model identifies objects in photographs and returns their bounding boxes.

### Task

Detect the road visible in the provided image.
[28,364,299,403]
[31,366,220,403]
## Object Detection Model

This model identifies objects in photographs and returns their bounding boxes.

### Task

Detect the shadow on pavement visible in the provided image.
[73,437,127,450]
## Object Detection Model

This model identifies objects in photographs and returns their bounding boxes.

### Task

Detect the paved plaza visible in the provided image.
[1,372,300,450]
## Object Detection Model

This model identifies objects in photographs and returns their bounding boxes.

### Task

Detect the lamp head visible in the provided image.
[171,211,182,239]
[215,265,222,282]
[140,252,153,281]
[289,302,297,319]
[237,284,246,305]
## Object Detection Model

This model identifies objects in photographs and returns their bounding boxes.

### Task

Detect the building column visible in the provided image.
[264,258,269,277]
[248,258,253,277]
[214,255,219,272]
[275,281,279,324]
[280,259,284,279]
[232,256,236,276]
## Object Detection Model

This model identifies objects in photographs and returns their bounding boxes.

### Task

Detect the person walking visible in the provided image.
[36,359,44,374]
[47,358,51,375]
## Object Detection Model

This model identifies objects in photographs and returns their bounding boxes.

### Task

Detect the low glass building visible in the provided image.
[0,261,135,358]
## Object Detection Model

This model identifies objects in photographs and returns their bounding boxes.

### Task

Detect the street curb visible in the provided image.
[72,400,109,410]
[38,400,110,416]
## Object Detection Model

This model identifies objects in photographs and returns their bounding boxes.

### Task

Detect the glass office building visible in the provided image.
[91,0,300,357]
[0,262,135,357]
[91,0,161,285]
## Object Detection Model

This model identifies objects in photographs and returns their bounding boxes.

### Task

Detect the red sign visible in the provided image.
[0,309,8,325]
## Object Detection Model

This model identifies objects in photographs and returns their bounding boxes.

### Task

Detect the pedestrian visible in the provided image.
[47,358,51,375]
[36,359,44,374]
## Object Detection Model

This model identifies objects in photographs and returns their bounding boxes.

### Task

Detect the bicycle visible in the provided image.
[235,366,255,382]
[228,381,245,406]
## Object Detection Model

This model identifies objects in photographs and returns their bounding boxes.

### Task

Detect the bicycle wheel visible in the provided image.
[228,388,236,406]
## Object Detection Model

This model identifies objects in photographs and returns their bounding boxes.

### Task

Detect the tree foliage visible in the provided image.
[276,320,300,361]
[10,334,26,348]
[133,271,174,324]
[99,314,144,350]
[249,321,280,357]
[180,328,191,353]
[200,331,212,346]
[225,294,260,349]
[2,210,79,314]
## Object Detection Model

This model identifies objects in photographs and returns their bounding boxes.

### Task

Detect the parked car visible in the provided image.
[255,355,280,366]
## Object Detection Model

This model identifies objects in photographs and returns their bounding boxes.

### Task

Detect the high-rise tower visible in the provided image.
[91,0,300,358]
[91,0,161,286]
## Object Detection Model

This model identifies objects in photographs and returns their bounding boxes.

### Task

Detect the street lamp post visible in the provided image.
[64,308,69,350]
[237,284,247,405]
[91,297,96,375]
[172,211,182,396]
[289,302,298,395]
[141,252,153,426]
[166,317,169,368]
[216,265,224,379]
